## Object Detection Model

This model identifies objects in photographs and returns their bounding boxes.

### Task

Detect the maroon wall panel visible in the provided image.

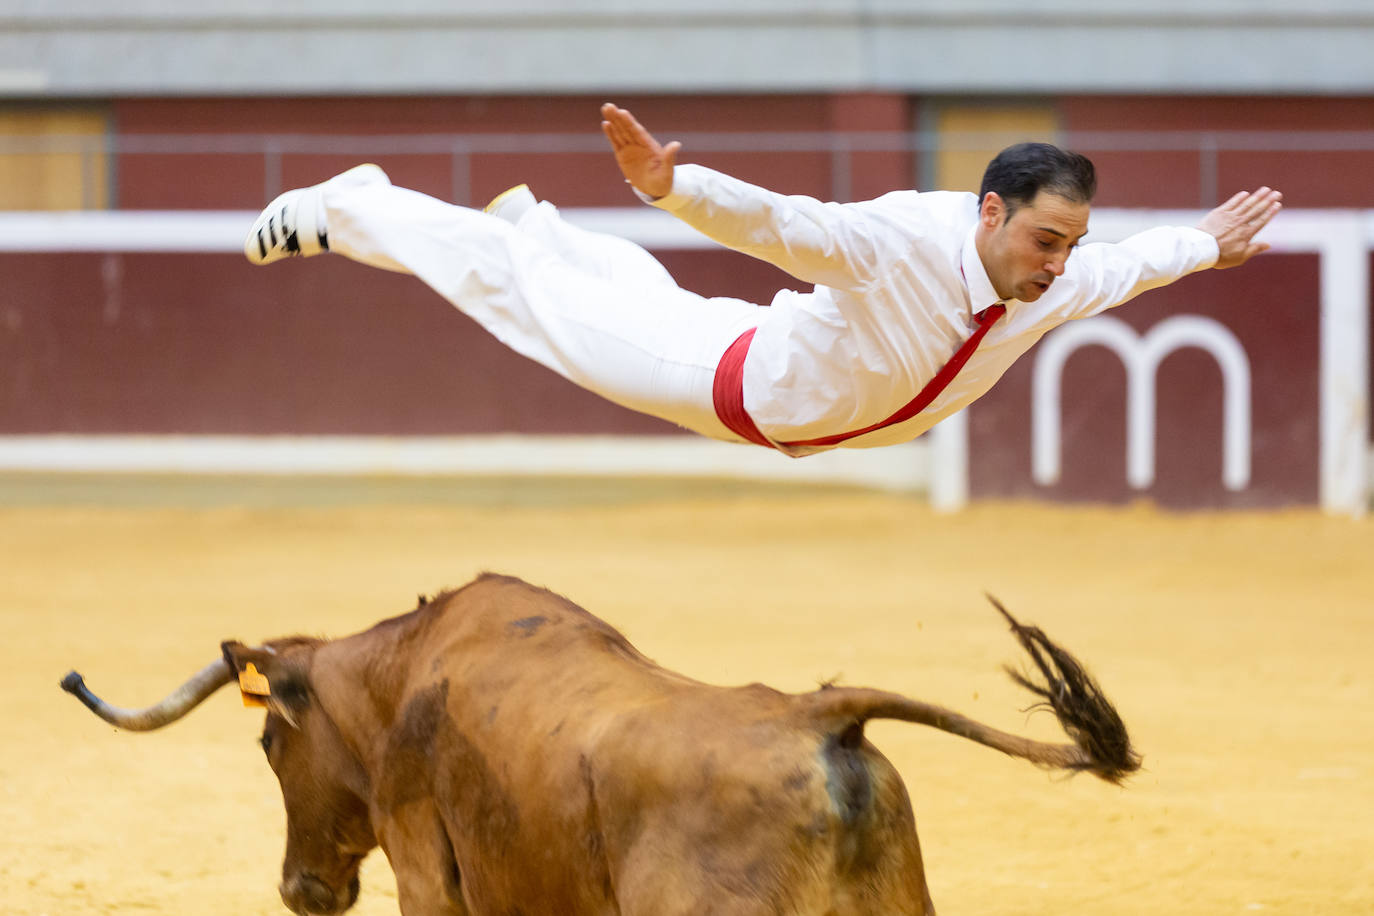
[1060,96,1374,209]
[969,255,1321,508]
[1216,150,1372,210]
[1075,150,1205,209]
[1061,95,1374,132]
[0,249,797,436]
[116,155,268,211]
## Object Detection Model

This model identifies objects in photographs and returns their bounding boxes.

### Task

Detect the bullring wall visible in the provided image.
[1,93,1370,510]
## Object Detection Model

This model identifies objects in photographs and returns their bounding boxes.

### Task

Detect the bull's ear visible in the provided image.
[222,640,270,673]
[220,641,311,729]
[264,668,311,730]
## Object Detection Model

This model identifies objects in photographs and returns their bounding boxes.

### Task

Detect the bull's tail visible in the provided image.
[805,597,1141,785]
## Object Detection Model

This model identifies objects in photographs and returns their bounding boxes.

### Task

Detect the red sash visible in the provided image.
[712,304,1006,450]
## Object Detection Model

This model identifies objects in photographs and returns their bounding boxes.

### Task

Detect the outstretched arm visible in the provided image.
[1197,187,1283,269]
[1055,187,1282,322]
[601,102,680,200]
[598,101,886,290]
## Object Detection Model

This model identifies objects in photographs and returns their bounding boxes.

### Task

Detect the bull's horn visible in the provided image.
[61,658,234,731]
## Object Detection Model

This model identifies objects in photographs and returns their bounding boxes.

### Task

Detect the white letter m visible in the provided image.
[1031,315,1251,491]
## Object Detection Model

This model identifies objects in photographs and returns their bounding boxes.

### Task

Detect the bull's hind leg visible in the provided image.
[609,752,929,915]
[605,781,843,914]
[612,818,928,916]
[822,731,932,915]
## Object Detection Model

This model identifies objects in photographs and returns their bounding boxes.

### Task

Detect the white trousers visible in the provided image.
[321,178,767,442]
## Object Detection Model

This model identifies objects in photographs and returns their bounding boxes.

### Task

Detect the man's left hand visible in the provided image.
[1198,187,1283,269]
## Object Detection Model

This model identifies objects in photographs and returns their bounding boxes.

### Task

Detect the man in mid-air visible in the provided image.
[246,103,1280,456]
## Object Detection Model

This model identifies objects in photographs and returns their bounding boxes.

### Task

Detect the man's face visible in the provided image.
[975,190,1090,302]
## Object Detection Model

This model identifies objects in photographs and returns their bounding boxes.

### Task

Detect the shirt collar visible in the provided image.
[960,224,1006,313]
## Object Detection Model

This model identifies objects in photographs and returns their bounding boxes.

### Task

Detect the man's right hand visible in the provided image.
[601,103,681,200]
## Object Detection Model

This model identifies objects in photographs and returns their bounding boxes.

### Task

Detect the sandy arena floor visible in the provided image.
[3,474,1371,915]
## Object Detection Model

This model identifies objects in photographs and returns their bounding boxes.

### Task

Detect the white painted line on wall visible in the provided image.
[0,208,710,252]
[0,434,929,493]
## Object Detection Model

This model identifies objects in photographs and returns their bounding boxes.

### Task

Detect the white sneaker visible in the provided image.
[483,184,537,226]
[244,163,390,265]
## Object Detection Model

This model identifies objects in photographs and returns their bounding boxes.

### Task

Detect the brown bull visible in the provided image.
[63,572,1139,915]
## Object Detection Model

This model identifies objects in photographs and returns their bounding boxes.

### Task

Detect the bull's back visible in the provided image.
[426,574,661,672]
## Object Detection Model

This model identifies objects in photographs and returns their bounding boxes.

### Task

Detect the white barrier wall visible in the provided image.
[0,208,1368,515]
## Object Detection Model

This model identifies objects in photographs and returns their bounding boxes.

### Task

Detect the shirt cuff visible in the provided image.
[1181,226,1221,271]
[632,164,702,211]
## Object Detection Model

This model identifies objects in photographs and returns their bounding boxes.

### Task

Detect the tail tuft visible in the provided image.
[987,594,1141,784]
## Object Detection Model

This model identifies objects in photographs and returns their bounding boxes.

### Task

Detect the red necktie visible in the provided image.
[713,303,1007,450]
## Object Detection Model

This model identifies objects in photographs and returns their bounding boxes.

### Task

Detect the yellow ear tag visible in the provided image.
[239,662,271,708]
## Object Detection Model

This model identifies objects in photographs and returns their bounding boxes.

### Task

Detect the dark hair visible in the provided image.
[979,142,1096,219]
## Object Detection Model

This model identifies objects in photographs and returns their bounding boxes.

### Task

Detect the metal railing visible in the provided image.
[6,129,1374,210]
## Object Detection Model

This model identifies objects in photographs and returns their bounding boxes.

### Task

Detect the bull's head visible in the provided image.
[61,641,377,916]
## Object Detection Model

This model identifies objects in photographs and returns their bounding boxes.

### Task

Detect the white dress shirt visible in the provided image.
[650,164,1221,452]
